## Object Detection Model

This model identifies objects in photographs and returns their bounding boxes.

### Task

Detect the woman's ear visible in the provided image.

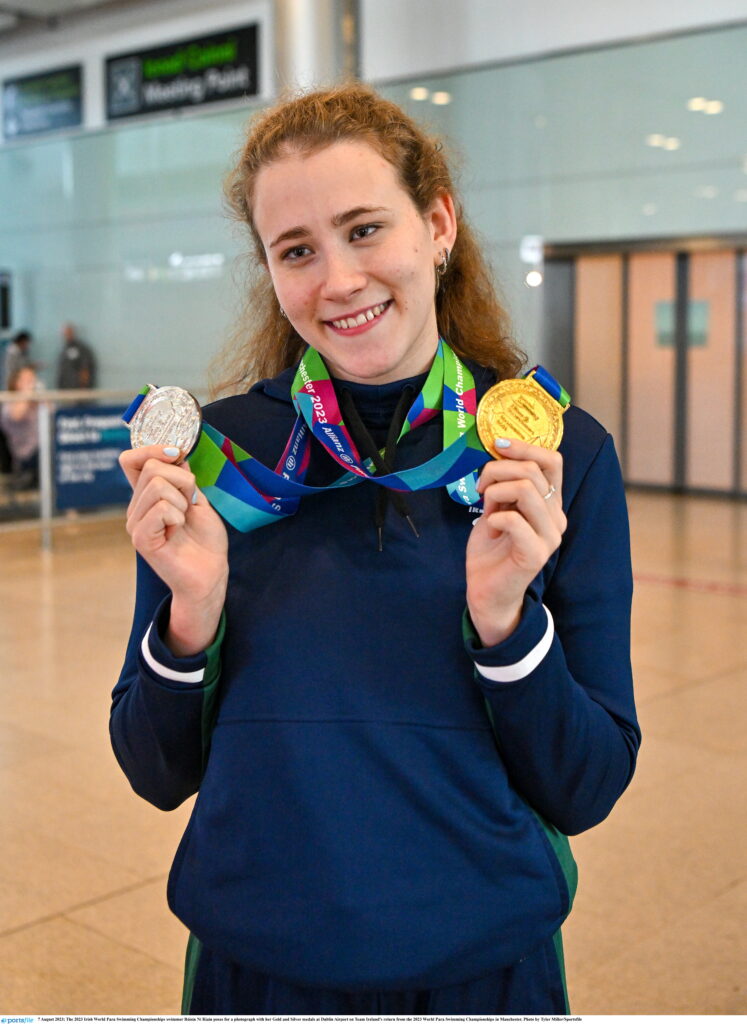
[426,191,458,257]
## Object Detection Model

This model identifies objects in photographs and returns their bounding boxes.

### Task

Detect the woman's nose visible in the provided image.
[319,249,366,301]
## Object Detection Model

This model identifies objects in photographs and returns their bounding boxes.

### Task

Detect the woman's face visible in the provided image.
[252,140,457,384]
[14,367,36,392]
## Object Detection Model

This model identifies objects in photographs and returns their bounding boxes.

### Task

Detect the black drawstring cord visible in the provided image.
[339,385,418,550]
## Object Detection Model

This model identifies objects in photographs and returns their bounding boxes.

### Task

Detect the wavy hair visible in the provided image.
[212,82,523,396]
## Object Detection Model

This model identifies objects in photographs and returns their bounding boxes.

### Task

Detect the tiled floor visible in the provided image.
[0,491,744,1014]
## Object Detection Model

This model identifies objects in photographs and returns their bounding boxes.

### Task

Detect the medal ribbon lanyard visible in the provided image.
[525,365,571,409]
[188,339,491,532]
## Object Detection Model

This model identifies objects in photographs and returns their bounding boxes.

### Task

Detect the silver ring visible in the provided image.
[543,484,556,501]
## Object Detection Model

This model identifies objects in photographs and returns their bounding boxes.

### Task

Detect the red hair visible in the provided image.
[212,82,523,395]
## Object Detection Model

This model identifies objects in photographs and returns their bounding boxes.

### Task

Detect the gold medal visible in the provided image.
[477,377,566,454]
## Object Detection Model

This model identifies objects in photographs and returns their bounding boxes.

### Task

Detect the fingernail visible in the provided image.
[494,438,511,449]
[191,488,199,505]
[163,446,180,457]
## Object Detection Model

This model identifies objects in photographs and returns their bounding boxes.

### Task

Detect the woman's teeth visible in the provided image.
[331,302,388,330]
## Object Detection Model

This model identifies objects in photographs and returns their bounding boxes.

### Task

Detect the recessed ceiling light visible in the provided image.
[646,134,665,147]
[734,189,747,202]
[664,137,681,151]
[687,97,707,111]
[525,270,543,288]
[409,87,429,101]
[704,100,724,115]
[694,185,718,199]
[431,91,452,105]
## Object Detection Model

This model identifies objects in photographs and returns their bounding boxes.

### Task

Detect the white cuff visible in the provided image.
[473,605,554,683]
[141,623,205,683]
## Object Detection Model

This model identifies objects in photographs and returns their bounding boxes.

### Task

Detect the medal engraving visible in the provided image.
[129,385,202,460]
[477,378,564,453]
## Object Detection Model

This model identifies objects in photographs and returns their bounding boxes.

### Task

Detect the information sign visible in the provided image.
[106,24,259,121]
[2,65,83,139]
[54,406,131,511]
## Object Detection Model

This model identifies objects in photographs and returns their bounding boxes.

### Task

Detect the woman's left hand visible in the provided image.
[466,438,567,647]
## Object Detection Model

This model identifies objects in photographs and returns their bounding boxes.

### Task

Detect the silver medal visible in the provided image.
[129,384,202,460]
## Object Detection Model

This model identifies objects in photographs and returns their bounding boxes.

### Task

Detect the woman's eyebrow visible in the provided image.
[331,205,390,227]
[269,206,391,249]
[269,225,311,249]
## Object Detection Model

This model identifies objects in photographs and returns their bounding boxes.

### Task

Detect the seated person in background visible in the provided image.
[1,365,40,489]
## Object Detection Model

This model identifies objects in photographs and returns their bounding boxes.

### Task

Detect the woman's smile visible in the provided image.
[325,299,392,334]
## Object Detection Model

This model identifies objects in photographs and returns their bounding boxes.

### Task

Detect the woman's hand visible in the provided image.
[119,445,229,656]
[466,438,567,647]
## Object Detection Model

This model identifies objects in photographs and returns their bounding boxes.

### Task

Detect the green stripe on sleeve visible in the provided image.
[552,927,571,1013]
[200,611,226,768]
[181,932,203,1014]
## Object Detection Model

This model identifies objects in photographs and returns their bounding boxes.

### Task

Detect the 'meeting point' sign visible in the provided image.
[106,24,259,120]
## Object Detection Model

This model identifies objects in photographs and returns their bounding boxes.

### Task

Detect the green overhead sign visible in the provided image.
[106,24,259,120]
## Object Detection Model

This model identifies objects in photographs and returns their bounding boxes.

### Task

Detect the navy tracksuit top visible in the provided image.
[110,360,640,991]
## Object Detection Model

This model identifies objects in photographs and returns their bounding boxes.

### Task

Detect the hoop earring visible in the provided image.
[435,247,450,294]
[436,248,450,278]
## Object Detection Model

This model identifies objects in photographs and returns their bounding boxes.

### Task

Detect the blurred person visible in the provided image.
[111,84,640,1016]
[2,329,34,390]
[1,364,40,489]
[57,322,96,389]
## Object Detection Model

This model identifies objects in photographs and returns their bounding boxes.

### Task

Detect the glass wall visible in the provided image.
[380,23,747,371]
[1,22,746,390]
[0,106,255,390]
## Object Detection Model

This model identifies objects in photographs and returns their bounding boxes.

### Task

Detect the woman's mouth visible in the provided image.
[326,300,392,333]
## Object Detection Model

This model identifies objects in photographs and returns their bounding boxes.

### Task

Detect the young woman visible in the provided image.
[112,83,639,1015]
[1,364,40,489]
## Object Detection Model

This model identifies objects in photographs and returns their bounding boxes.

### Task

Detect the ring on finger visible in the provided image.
[543,484,556,501]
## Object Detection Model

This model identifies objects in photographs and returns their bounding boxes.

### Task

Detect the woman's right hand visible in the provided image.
[119,445,229,656]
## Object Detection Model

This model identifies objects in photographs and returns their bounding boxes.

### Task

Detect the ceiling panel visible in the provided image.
[0,0,133,35]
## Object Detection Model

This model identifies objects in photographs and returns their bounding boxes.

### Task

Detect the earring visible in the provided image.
[279,306,287,319]
[436,248,450,277]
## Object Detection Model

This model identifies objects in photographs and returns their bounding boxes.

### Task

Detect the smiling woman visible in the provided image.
[213,82,520,392]
[252,140,456,383]
[110,82,640,1016]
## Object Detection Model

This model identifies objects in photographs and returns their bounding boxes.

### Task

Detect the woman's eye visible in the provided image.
[282,245,312,261]
[351,224,379,241]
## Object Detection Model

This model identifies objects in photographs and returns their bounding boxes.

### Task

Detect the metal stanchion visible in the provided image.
[37,399,54,551]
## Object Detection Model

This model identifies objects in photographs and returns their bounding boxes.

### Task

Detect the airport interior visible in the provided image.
[0,0,745,1015]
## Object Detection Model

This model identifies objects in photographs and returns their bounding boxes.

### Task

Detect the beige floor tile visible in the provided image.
[0,826,142,933]
[0,916,183,1014]
[632,663,707,704]
[569,753,745,939]
[0,758,193,879]
[67,877,189,972]
[0,719,72,770]
[631,614,747,684]
[609,730,715,802]
[637,667,747,755]
[568,880,747,1014]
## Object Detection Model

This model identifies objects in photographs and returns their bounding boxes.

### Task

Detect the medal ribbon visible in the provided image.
[187,339,489,532]
[526,365,571,409]
[123,350,570,534]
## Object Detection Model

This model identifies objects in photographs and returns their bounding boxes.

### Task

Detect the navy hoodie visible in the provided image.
[110,361,640,991]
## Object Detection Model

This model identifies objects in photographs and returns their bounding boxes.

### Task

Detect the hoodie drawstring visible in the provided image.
[338,385,418,551]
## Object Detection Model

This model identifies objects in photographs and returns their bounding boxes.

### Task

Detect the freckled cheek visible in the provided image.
[279,281,315,319]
